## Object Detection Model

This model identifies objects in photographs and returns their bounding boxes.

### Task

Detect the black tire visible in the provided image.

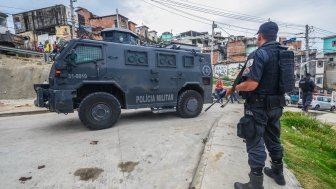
[176,90,203,118]
[314,105,320,111]
[78,92,121,130]
[331,106,335,112]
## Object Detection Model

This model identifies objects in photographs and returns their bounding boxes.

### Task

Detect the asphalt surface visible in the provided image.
[0,106,222,189]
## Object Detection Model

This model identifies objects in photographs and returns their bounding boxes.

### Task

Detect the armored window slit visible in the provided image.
[184,56,194,67]
[156,53,176,68]
[125,50,148,66]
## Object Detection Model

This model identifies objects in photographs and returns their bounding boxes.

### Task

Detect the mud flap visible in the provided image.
[54,90,75,113]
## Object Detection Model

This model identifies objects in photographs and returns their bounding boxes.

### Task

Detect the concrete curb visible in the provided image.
[0,110,49,117]
[189,111,224,189]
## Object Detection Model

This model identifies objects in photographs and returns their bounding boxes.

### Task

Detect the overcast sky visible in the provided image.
[1,0,335,50]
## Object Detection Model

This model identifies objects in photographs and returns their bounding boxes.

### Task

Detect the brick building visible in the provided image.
[76,7,137,40]
[227,39,247,63]
[128,21,137,33]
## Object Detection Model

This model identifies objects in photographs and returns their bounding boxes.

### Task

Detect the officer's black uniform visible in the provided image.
[242,41,285,167]
[234,21,287,189]
[299,74,315,111]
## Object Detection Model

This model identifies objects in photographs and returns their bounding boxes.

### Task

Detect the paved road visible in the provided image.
[0,106,223,189]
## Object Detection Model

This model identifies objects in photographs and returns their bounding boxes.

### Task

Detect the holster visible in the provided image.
[237,115,256,139]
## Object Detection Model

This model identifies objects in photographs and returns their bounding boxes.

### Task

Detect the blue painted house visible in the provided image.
[323,35,336,90]
[323,35,336,54]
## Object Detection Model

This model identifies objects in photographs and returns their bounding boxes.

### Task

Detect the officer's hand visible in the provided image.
[225,86,233,97]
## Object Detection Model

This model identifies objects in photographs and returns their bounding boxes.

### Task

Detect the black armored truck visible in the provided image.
[34,28,213,130]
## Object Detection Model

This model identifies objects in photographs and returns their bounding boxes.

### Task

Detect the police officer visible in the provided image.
[299,73,315,111]
[225,21,287,189]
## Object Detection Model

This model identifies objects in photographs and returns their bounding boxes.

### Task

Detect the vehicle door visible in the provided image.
[114,47,155,108]
[324,97,332,110]
[66,43,106,85]
[152,51,179,106]
[315,96,323,109]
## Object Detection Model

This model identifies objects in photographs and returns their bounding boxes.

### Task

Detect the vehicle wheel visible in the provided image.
[314,105,320,111]
[78,92,121,130]
[331,106,335,112]
[176,90,203,118]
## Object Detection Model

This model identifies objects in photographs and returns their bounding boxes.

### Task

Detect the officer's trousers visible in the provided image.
[243,104,283,169]
[302,92,313,111]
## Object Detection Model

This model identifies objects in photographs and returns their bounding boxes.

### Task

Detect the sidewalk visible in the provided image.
[191,103,302,189]
[0,99,47,117]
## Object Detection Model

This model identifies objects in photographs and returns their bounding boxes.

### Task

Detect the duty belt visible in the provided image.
[246,95,285,110]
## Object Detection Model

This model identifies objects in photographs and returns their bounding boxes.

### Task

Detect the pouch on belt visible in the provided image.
[237,115,256,139]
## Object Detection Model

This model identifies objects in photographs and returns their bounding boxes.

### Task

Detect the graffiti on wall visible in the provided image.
[213,63,244,79]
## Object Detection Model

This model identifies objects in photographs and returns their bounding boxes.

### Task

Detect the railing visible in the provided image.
[0,45,44,57]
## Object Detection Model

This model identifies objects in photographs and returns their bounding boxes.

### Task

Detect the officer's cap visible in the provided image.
[257,21,279,37]
[306,73,311,77]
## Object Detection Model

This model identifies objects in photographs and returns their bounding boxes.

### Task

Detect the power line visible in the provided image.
[148,0,297,36]
[141,0,211,27]
[178,0,305,28]
[152,0,305,31]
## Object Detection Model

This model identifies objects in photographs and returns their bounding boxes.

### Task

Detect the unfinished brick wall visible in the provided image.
[227,40,246,62]
[128,22,137,33]
[90,16,115,29]
[76,8,93,26]
[212,51,219,64]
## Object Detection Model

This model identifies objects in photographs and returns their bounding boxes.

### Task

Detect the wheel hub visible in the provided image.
[91,103,111,121]
[186,98,198,112]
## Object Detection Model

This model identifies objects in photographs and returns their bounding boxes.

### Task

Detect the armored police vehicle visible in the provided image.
[34,28,213,130]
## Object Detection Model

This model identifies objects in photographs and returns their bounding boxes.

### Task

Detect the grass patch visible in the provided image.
[281,112,336,189]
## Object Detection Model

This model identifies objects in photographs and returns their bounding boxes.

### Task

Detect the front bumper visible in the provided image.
[34,84,75,113]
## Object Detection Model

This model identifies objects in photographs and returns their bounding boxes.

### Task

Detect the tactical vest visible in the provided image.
[252,44,281,95]
[299,78,313,92]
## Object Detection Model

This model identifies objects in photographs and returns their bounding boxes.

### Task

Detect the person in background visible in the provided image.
[38,42,44,53]
[52,41,59,54]
[299,73,315,112]
[214,78,225,103]
[43,40,52,63]
[230,79,240,103]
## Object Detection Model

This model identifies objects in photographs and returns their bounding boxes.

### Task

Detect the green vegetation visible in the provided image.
[281,112,336,189]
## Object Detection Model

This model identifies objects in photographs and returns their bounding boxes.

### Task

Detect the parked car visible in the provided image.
[298,95,335,111]
[285,93,291,106]
[290,95,299,104]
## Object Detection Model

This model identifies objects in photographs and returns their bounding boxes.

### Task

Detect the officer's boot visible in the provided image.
[234,172,264,189]
[264,162,286,185]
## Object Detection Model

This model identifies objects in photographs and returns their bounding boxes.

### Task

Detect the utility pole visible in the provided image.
[211,21,217,65]
[70,0,76,39]
[116,9,119,28]
[305,24,310,74]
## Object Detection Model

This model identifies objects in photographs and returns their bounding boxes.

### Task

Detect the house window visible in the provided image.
[317,61,323,68]
[316,77,323,84]
[332,41,336,47]
[330,57,334,62]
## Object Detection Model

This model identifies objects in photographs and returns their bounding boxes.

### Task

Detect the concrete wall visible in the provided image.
[0,56,51,99]
[326,70,336,89]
